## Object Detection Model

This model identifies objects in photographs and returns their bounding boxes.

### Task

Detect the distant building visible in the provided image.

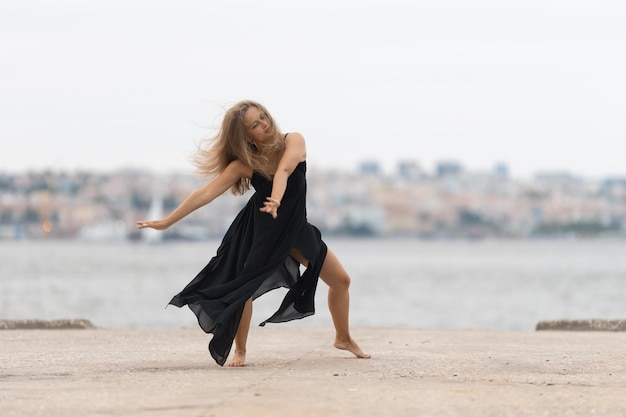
[533,171,580,184]
[436,161,463,178]
[397,160,423,181]
[358,161,381,176]
[493,162,509,180]
[600,177,626,199]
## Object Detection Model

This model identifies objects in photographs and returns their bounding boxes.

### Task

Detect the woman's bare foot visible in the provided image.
[226,351,246,367]
[334,337,371,359]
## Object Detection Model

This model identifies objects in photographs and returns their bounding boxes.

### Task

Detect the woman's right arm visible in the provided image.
[136,160,251,230]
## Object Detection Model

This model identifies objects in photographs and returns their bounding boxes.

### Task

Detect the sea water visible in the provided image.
[1,238,624,331]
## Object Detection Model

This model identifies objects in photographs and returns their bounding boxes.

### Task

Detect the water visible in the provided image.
[1,238,625,331]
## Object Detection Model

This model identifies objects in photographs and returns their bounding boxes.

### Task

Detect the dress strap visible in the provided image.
[284,132,289,139]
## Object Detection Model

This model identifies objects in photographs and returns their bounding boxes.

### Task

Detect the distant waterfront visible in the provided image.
[1,238,624,331]
[1,166,626,241]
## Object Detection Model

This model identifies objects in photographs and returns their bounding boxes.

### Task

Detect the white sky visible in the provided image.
[1,0,625,179]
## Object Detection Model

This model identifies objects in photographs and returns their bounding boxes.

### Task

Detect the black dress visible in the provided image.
[169,160,328,366]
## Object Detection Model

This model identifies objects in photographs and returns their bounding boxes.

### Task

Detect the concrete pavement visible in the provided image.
[1,325,625,416]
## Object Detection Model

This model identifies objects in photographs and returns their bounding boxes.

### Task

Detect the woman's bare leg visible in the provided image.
[320,248,370,358]
[290,247,370,359]
[227,297,252,367]
[227,247,370,367]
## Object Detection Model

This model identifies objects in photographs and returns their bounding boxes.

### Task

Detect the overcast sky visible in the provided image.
[1,0,625,179]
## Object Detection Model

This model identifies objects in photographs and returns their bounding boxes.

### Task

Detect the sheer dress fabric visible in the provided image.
[169,160,327,366]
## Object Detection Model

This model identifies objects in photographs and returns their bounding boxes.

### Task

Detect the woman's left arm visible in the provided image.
[260,133,306,218]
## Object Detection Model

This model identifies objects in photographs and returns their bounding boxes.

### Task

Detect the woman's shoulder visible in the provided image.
[283,132,306,150]
[282,132,307,163]
[284,131,305,142]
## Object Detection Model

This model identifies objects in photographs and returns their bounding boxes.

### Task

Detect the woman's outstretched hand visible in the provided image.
[136,220,169,230]
[259,197,280,219]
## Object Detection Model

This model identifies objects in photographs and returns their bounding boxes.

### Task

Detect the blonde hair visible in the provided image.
[192,100,285,195]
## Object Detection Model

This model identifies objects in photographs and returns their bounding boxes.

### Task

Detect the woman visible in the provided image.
[137,100,370,367]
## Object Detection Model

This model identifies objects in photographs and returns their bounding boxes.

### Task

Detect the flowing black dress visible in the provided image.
[169,160,327,366]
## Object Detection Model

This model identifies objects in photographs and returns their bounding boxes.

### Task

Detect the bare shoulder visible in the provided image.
[225,159,253,179]
[285,131,305,144]
[276,132,306,170]
[284,132,306,158]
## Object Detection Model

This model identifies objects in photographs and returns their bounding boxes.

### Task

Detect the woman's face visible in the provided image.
[243,106,272,145]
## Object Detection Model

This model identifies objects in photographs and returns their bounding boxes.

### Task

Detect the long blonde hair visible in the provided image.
[192,100,285,195]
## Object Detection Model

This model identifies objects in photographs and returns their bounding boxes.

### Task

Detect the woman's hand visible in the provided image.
[259,197,280,219]
[136,220,169,230]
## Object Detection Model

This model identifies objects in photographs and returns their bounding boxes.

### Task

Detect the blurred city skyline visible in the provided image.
[2,1,625,179]
[0,156,624,183]
[2,159,625,241]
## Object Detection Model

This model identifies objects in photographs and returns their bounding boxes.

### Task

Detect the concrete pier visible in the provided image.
[1,324,625,416]
[0,319,95,330]
[536,318,626,332]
